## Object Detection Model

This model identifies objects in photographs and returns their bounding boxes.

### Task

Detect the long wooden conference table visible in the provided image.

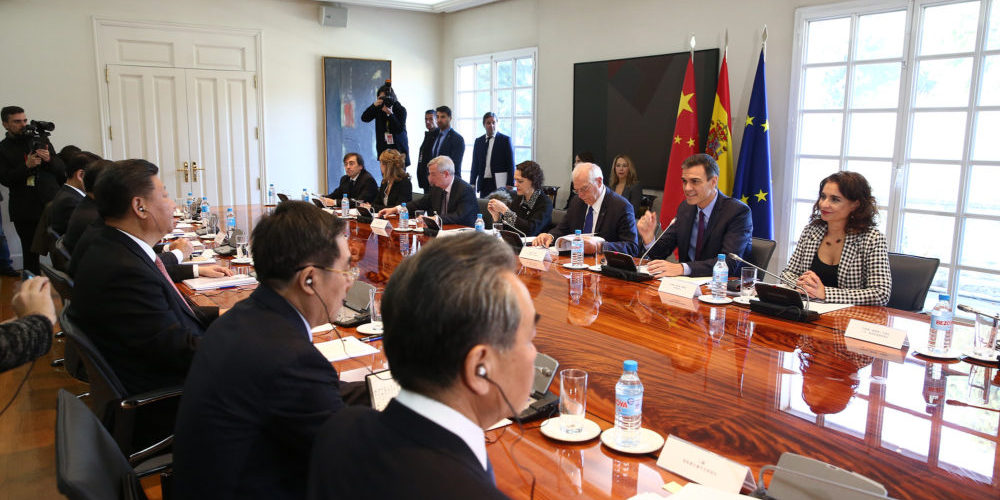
[181,205,1000,499]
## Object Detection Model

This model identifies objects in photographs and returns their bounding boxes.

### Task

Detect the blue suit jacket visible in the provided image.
[470,132,514,193]
[428,128,466,179]
[551,188,639,256]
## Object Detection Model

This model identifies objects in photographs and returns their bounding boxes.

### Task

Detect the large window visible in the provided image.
[787,0,1000,314]
[454,48,537,181]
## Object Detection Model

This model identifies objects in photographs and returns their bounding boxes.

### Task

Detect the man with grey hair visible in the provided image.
[533,162,638,255]
[378,155,477,227]
[308,232,537,498]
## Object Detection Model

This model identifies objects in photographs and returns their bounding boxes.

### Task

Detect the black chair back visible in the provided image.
[56,389,147,500]
[541,186,559,206]
[52,237,72,273]
[749,238,777,275]
[41,262,74,305]
[887,252,940,312]
[60,309,127,424]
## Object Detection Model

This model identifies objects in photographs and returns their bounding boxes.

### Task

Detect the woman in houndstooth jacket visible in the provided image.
[781,171,891,305]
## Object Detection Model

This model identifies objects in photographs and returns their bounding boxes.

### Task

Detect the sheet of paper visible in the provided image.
[310,323,334,334]
[313,336,379,362]
[180,258,216,265]
[668,483,755,499]
[182,274,257,290]
[805,302,854,314]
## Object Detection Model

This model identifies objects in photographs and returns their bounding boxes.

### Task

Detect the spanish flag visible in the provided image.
[706,52,733,195]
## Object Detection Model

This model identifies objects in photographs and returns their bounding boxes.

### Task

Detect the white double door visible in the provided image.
[106,65,260,206]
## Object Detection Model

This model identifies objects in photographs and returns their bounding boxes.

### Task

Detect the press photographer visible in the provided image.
[361,80,410,167]
[0,106,67,274]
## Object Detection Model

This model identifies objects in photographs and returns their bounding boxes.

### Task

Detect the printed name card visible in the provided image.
[214,232,226,245]
[844,319,908,349]
[658,277,701,298]
[657,435,756,494]
[519,245,552,262]
[370,218,390,236]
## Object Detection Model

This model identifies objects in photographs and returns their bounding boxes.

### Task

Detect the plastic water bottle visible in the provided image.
[200,197,210,224]
[185,192,194,218]
[475,213,485,232]
[398,203,409,229]
[301,189,309,202]
[225,208,236,241]
[614,360,644,448]
[570,229,584,267]
[929,294,954,354]
[267,184,276,205]
[711,253,727,300]
[341,194,350,217]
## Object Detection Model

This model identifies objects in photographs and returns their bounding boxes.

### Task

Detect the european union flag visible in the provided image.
[733,49,773,240]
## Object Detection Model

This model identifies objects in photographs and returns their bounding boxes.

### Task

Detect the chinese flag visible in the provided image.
[660,56,699,227]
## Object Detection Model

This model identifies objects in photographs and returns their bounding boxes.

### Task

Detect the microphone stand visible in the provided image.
[728,253,813,312]
[637,217,676,268]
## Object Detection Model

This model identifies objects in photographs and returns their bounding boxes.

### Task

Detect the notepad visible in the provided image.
[366,370,401,411]
[182,274,257,290]
[805,302,854,314]
[313,336,379,362]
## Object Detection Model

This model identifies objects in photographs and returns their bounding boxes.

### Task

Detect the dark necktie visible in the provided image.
[441,189,449,216]
[432,131,446,157]
[694,210,707,259]
[154,255,196,317]
[583,206,594,234]
[486,458,495,485]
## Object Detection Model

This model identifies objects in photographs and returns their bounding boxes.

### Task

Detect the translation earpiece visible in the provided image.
[306,277,313,286]
[138,207,146,212]
[476,365,487,378]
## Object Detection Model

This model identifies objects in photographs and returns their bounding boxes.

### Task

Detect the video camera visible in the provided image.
[24,120,54,152]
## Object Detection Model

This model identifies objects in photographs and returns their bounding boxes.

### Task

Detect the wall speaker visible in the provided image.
[319,4,348,27]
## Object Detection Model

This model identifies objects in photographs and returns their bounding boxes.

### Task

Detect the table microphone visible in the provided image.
[502,220,527,238]
[637,217,676,267]
[957,304,1000,321]
[727,252,814,312]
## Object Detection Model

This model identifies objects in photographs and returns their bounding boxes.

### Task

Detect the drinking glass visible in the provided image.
[234,233,249,259]
[740,267,757,297]
[973,314,999,357]
[559,369,588,434]
[414,210,426,228]
[368,288,384,333]
[493,222,503,238]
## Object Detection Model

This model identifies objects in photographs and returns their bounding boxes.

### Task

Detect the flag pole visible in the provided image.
[762,25,768,61]
[724,29,729,58]
[689,33,696,60]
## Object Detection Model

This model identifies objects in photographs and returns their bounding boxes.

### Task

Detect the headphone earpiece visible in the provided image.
[306,277,313,286]
[476,365,487,378]
[138,207,146,212]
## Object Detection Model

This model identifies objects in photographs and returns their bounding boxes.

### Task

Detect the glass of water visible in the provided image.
[740,267,756,297]
[234,233,249,259]
[973,314,998,357]
[559,369,588,434]
[368,288,384,333]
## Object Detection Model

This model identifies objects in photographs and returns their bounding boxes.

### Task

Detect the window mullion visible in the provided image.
[888,2,919,253]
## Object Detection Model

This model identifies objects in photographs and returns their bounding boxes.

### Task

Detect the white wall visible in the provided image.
[0,0,441,264]
[442,0,834,253]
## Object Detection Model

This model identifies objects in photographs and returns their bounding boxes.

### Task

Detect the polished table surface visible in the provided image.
[183,207,1000,499]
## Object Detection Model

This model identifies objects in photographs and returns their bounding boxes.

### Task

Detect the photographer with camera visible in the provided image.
[0,106,66,274]
[361,80,410,168]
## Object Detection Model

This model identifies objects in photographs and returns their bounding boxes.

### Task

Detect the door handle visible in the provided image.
[177,161,189,182]
[192,161,204,182]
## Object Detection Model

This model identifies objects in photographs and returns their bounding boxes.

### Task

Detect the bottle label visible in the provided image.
[616,396,642,416]
[931,317,952,330]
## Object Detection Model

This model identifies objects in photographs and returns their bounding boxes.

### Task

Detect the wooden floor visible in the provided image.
[0,274,160,500]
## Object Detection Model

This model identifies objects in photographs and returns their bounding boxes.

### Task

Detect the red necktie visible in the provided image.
[155,255,196,317]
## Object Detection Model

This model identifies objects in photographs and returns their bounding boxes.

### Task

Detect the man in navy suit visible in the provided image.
[308,232,535,499]
[415,109,436,189]
[470,112,514,197]
[173,201,364,500]
[637,153,752,277]
[533,162,639,256]
[68,159,220,394]
[379,156,477,227]
[421,105,465,181]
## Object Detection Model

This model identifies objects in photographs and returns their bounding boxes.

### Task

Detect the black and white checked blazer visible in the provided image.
[780,222,892,306]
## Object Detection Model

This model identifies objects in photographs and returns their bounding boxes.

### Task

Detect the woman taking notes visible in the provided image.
[486,160,552,236]
[780,171,891,305]
[369,149,412,212]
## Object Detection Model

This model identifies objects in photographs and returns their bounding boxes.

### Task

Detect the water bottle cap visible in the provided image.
[718,253,726,259]
[939,294,950,301]
[227,208,233,212]
[401,203,406,207]
[575,229,582,235]
[202,197,207,200]
[623,359,637,371]
[477,213,482,218]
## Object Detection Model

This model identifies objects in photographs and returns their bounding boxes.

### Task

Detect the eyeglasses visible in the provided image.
[298,264,360,281]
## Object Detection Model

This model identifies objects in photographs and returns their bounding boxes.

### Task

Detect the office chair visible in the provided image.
[59,308,179,477]
[56,389,149,500]
[887,252,940,312]
[749,237,777,277]
[541,185,559,206]
[52,236,72,273]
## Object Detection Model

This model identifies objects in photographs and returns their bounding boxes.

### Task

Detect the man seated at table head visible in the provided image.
[173,200,365,500]
[68,159,221,394]
[308,232,537,499]
[532,162,639,255]
[378,155,477,227]
[635,153,752,277]
[319,152,378,206]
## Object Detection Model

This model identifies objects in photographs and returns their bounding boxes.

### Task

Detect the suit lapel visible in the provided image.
[106,227,201,323]
[838,231,862,285]
[382,400,490,482]
[676,203,695,259]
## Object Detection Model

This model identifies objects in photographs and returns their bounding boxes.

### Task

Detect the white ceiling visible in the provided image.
[328,0,501,13]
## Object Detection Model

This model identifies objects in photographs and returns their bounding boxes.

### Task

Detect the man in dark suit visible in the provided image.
[533,162,639,256]
[637,154,752,277]
[470,112,514,197]
[49,151,98,235]
[320,152,378,205]
[308,232,535,499]
[174,201,364,500]
[379,156,477,227]
[421,105,465,181]
[415,109,436,189]
[0,106,66,274]
[63,159,109,254]
[67,159,220,394]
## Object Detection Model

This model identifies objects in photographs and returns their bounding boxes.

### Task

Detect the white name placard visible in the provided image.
[370,218,390,236]
[658,291,699,312]
[658,277,701,298]
[656,435,756,494]
[214,232,226,245]
[519,245,552,262]
[844,319,908,350]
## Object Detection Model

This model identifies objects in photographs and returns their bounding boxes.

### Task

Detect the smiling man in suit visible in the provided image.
[533,162,639,256]
[67,159,220,394]
[636,153,752,277]
[423,105,465,180]
[378,155,477,227]
[470,112,514,197]
[319,152,378,206]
